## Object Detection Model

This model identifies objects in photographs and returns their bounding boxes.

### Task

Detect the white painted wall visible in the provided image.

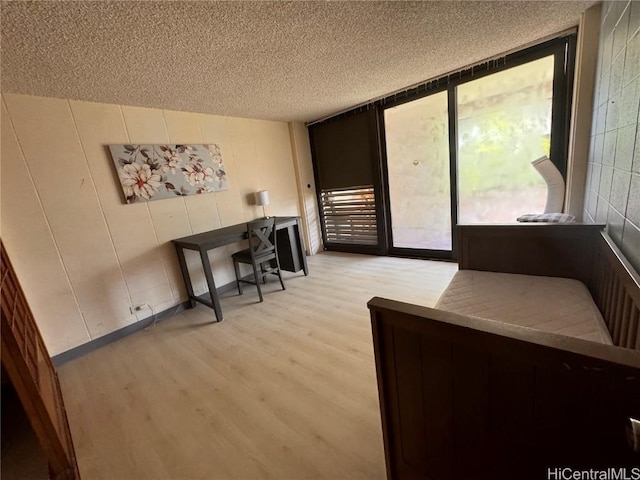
[565,3,601,220]
[289,122,322,255]
[1,94,301,356]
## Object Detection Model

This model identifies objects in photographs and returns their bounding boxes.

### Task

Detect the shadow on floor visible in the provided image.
[1,367,49,480]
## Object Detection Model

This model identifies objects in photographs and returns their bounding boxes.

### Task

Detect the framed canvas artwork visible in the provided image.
[108,144,228,204]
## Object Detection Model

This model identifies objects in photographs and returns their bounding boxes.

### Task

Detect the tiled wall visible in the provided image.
[584,0,640,272]
[1,94,303,355]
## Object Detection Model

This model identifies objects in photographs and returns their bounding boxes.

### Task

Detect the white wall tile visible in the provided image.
[164,110,222,235]
[226,117,263,220]
[120,106,199,299]
[147,196,192,244]
[121,105,170,143]
[1,98,90,355]
[251,120,300,217]
[4,94,132,341]
[199,114,246,227]
[163,110,202,144]
[147,196,197,297]
[182,193,221,235]
[70,100,175,315]
[68,100,129,205]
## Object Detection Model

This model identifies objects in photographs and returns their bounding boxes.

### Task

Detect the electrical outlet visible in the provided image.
[129,303,148,314]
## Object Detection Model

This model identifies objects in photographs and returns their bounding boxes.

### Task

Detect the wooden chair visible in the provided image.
[232,218,285,302]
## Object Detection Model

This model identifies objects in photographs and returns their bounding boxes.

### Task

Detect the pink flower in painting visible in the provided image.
[182,161,214,186]
[119,163,162,201]
[208,144,223,165]
[161,151,182,174]
[196,185,213,194]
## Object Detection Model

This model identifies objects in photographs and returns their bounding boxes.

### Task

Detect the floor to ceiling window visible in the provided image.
[384,91,452,251]
[456,55,555,224]
[379,36,572,258]
[310,35,574,258]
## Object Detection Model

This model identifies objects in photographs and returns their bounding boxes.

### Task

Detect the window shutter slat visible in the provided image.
[321,186,378,246]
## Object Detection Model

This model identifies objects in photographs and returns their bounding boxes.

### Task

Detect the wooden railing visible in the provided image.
[593,233,640,349]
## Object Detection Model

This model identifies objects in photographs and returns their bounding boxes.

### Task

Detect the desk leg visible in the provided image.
[174,245,196,308]
[296,218,309,276]
[200,249,223,322]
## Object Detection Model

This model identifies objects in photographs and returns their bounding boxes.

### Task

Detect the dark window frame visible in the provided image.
[379,34,576,260]
[309,33,576,258]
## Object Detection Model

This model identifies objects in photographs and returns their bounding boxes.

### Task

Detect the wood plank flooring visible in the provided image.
[58,251,457,480]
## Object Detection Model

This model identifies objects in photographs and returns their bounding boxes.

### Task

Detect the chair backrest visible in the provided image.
[246,217,277,259]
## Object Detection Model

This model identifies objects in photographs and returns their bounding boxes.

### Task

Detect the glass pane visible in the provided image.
[384,91,451,250]
[457,55,554,224]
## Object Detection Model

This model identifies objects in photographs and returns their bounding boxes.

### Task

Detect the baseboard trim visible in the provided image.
[52,278,242,367]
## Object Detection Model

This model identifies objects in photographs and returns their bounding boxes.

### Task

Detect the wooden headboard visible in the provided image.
[592,233,640,349]
[458,224,639,349]
[458,224,604,286]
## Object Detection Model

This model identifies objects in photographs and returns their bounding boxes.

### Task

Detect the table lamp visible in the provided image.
[255,190,270,218]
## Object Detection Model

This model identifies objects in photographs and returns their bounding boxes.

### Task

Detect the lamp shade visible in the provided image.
[255,190,270,206]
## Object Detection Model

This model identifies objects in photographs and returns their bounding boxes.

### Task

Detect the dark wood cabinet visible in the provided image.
[276,220,306,273]
[1,241,80,479]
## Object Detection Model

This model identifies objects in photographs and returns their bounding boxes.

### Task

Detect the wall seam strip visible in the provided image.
[176,112,209,294]
[161,109,195,235]
[218,117,243,226]
[188,115,206,232]
[119,105,177,303]
[1,96,92,342]
[67,100,135,317]
[156,109,184,300]
[249,119,261,219]
[198,114,224,228]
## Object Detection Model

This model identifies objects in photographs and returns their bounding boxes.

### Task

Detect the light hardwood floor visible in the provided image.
[58,252,457,480]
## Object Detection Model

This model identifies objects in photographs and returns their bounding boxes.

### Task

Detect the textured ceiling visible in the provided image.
[1,1,594,122]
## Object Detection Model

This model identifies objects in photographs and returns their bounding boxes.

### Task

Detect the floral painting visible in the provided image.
[108,144,228,204]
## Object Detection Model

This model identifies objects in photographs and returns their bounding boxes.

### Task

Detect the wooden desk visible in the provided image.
[172,216,308,321]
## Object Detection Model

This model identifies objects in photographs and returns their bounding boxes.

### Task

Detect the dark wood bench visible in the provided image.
[368,224,640,480]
